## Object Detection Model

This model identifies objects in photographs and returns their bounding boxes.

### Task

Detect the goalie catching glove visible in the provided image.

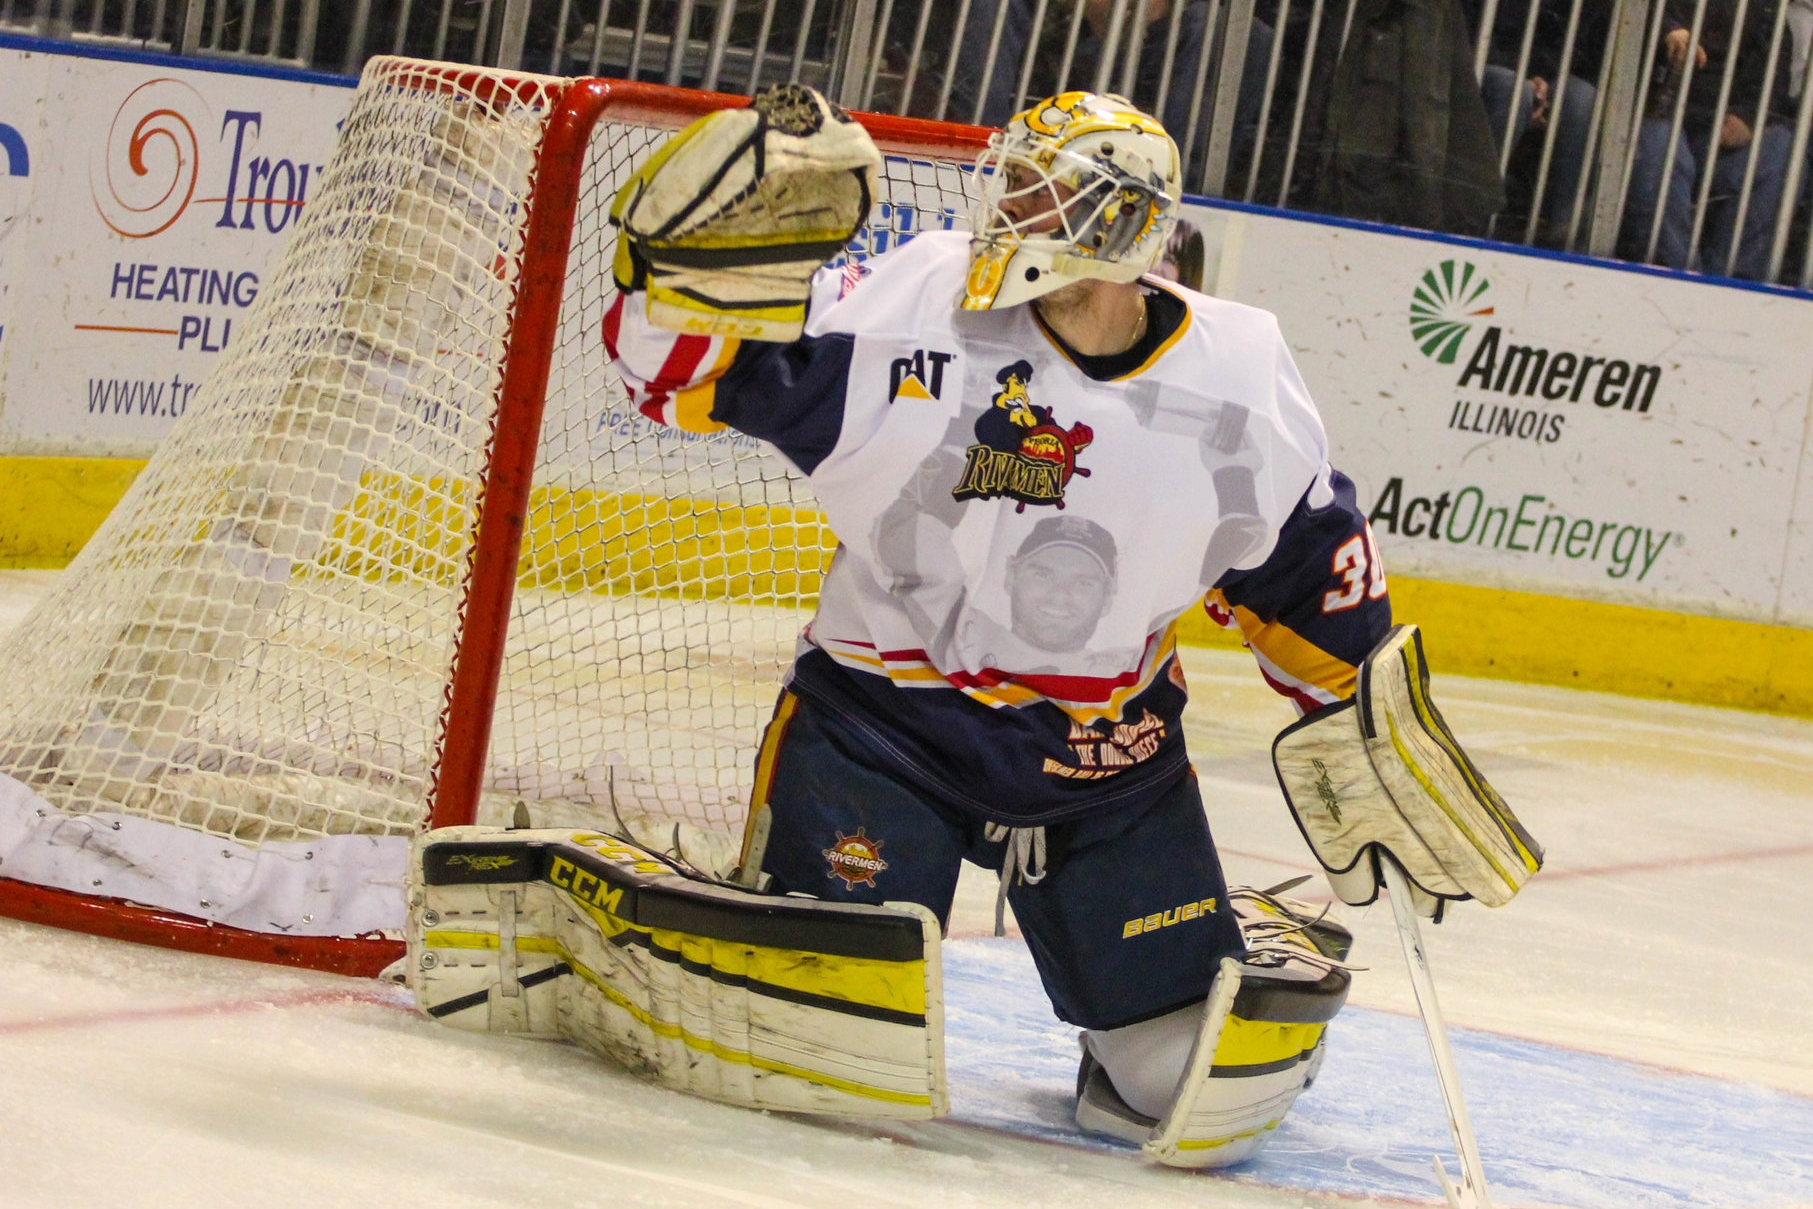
[611,83,881,342]
[404,826,946,1118]
[1272,625,1543,917]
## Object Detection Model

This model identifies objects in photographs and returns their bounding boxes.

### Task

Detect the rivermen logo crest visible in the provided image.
[823,828,889,889]
[1409,260,1494,364]
[952,360,1093,512]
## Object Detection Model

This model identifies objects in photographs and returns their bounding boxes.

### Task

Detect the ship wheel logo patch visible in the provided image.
[952,360,1093,512]
[822,828,890,889]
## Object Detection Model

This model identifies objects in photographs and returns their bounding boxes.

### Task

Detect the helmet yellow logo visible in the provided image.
[964,243,1011,309]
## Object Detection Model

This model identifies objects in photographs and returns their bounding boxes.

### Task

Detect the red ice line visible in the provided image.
[1527,839,1813,882]
[0,985,413,1035]
[1217,840,1813,888]
[952,833,1813,941]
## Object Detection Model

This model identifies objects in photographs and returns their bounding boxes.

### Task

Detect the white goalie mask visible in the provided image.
[962,92,1182,311]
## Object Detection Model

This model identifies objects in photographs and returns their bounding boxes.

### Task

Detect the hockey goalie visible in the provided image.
[406,84,1541,1167]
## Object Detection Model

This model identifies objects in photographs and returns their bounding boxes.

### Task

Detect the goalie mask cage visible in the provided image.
[0,61,988,975]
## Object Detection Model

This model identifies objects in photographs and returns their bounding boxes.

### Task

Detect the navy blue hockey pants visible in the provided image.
[743,690,1246,1031]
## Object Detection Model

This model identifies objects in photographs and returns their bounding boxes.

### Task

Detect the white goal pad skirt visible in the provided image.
[407,826,948,1118]
[0,772,407,936]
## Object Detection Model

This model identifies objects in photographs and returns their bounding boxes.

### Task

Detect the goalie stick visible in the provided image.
[1381,856,1495,1209]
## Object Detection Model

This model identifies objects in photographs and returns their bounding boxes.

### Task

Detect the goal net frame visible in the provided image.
[0,62,989,976]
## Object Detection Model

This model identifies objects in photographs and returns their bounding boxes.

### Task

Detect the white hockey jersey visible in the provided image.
[605,230,1388,823]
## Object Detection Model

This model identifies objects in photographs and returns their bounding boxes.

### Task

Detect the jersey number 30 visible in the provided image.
[1322,528,1388,613]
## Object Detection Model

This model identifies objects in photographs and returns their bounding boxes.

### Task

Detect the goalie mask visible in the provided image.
[963,92,1182,311]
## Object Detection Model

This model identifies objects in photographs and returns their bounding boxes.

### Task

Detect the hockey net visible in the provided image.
[0,61,986,972]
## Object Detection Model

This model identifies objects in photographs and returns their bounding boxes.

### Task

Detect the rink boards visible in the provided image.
[4,34,1813,712]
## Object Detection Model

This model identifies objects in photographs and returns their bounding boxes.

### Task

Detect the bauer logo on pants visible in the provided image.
[1122,897,1219,939]
[823,828,889,888]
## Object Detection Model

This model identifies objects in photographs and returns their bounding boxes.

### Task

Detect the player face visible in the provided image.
[1007,544,1113,652]
[995,160,1076,236]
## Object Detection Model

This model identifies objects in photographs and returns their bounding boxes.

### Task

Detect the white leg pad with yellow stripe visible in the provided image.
[1273,624,1544,915]
[1139,960,1333,1168]
[1079,886,1354,1168]
[1144,889,1352,1168]
[406,826,946,1119]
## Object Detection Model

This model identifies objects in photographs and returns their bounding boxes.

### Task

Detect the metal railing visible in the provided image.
[9,0,1813,287]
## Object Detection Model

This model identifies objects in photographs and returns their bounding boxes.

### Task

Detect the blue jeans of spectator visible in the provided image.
[1480,65,1597,238]
[1623,117,1792,280]
[948,0,1274,173]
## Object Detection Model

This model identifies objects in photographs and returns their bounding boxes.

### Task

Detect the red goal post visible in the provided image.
[430,69,995,843]
[0,60,991,976]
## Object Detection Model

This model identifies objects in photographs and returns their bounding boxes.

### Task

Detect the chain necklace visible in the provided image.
[1125,295,1149,351]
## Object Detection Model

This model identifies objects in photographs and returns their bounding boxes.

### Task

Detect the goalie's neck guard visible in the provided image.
[962,91,1182,312]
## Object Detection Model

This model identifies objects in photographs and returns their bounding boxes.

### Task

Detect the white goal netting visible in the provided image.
[0,61,978,890]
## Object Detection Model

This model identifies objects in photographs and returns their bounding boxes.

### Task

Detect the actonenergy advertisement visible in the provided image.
[1182,202,1813,627]
[0,42,354,454]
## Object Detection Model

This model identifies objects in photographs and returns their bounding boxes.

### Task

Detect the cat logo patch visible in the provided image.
[823,828,890,889]
[889,349,954,401]
[952,360,1092,512]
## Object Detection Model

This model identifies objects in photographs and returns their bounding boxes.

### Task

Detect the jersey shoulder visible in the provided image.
[1153,277,1286,346]
[806,230,969,338]
[1139,278,1293,392]
[1143,279,1326,458]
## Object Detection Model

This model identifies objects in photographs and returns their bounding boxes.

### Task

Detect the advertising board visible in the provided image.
[3,39,1811,635]
[1183,203,1813,627]
[0,39,354,455]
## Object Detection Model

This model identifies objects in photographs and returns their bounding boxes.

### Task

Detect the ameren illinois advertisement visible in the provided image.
[1185,203,1813,626]
[0,43,354,452]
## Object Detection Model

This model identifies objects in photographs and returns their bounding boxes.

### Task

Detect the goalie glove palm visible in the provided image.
[611,84,881,342]
[1272,625,1544,914]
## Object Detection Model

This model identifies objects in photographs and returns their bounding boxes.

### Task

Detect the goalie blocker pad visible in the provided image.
[406,826,946,1119]
[1272,624,1543,914]
[611,83,881,343]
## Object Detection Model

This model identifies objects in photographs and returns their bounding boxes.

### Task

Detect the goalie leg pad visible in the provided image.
[1273,624,1544,912]
[1078,887,1353,1168]
[407,826,947,1119]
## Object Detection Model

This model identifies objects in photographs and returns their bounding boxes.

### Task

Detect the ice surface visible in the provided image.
[940,939,1813,1208]
[2,568,1811,1208]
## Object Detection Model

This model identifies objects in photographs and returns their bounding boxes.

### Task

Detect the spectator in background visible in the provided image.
[941,0,1275,184]
[1620,0,1797,279]
[1470,0,1610,243]
[1153,218,1208,289]
[1297,0,1506,234]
